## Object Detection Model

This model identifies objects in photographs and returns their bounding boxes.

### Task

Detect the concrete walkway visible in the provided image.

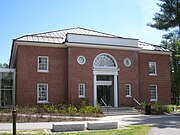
[1,113,180,135]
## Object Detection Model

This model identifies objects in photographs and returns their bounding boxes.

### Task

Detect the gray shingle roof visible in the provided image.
[15,27,170,52]
[138,41,170,52]
[16,27,118,44]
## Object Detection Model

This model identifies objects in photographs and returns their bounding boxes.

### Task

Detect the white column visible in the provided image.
[114,75,118,107]
[93,74,97,107]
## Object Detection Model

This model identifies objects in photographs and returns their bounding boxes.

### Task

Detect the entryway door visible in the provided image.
[97,85,113,106]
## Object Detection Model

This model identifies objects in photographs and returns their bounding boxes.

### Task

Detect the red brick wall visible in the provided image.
[14,45,171,106]
[67,47,140,106]
[139,53,171,104]
[15,45,67,106]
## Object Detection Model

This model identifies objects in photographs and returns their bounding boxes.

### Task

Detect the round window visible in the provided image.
[77,56,86,65]
[124,58,131,67]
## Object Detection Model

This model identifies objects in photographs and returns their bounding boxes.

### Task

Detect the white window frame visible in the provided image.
[125,84,132,97]
[78,83,86,98]
[38,56,49,72]
[149,62,157,76]
[149,85,158,101]
[37,83,48,103]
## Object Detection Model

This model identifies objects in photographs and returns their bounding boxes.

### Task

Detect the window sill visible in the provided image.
[37,70,49,73]
[150,99,158,102]
[37,101,49,104]
[149,74,158,76]
[126,95,132,98]
[79,96,86,98]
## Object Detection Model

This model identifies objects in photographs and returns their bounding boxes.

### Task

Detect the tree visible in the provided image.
[148,0,180,104]
[161,32,180,104]
[0,63,9,68]
[147,0,180,31]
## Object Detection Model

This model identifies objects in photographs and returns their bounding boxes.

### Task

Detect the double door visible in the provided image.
[97,85,113,106]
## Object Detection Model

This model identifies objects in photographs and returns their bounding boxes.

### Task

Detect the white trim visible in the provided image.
[77,56,86,65]
[78,83,86,98]
[149,62,157,76]
[149,84,158,101]
[124,58,131,67]
[66,42,141,51]
[66,33,138,47]
[37,83,48,103]
[38,56,49,72]
[15,40,66,48]
[93,75,97,107]
[93,53,118,68]
[139,50,171,55]
[96,81,112,86]
[93,68,119,75]
[114,75,118,107]
[93,53,119,107]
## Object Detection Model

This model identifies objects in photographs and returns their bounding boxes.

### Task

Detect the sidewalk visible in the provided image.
[0,114,141,131]
[1,112,180,132]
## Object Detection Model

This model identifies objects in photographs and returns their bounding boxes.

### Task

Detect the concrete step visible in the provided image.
[100,106,141,116]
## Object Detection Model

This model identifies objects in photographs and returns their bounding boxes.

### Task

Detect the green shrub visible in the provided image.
[79,105,95,113]
[43,104,58,113]
[151,101,163,114]
[163,105,174,113]
[56,104,68,113]
[140,101,174,114]
[67,104,78,115]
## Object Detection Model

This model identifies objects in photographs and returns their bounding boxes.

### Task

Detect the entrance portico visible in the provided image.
[93,53,119,107]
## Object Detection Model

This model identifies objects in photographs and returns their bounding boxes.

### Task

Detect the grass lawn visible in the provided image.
[0,124,151,135]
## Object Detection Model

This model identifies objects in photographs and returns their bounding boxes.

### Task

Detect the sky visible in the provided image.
[0,0,167,64]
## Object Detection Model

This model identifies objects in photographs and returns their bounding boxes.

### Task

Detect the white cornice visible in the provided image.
[15,40,66,48]
[65,42,141,51]
[139,50,171,55]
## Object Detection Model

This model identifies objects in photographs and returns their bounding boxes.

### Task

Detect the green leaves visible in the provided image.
[147,0,180,31]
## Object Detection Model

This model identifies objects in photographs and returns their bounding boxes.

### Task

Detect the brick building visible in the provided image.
[9,27,171,107]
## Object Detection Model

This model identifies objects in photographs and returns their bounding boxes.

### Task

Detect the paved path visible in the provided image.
[0,113,180,135]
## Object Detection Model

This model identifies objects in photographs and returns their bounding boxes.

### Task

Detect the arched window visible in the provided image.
[93,53,117,68]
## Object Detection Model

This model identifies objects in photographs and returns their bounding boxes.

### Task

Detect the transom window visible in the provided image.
[37,83,48,103]
[79,83,85,98]
[93,53,117,68]
[149,62,157,75]
[149,85,158,101]
[97,75,113,81]
[125,84,132,97]
[38,56,49,72]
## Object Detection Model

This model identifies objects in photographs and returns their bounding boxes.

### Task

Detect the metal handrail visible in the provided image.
[133,98,143,114]
[100,98,108,116]
[133,98,141,106]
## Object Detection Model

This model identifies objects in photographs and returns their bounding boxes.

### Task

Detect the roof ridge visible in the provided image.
[17,27,121,38]
[25,27,81,37]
